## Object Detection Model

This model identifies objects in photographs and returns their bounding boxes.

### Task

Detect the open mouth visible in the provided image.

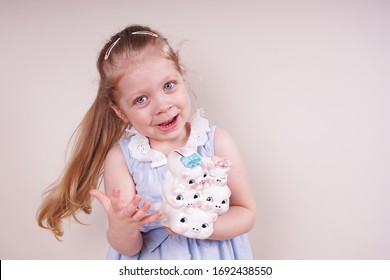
[157,115,178,130]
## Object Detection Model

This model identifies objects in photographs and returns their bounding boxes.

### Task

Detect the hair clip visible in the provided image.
[104,31,158,60]
[131,31,159,37]
[104,37,121,60]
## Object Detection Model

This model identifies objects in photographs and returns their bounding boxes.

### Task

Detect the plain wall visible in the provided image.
[1,0,390,259]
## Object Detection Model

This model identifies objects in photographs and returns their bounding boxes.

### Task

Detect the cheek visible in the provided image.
[202,202,212,210]
[178,224,188,233]
[173,200,184,207]
[194,200,202,207]
[176,90,191,114]
[128,110,153,133]
[221,204,229,210]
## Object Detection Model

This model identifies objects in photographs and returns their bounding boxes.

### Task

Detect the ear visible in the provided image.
[176,147,187,155]
[173,188,182,195]
[227,187,231,197]
[110,102,129,123]
[209,212,218,222]
[181,170,190,181]
[204,157,216,169]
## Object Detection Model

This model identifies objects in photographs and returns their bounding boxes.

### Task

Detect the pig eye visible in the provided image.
[221,199,228,204]
[203,172,208,178]
[202,223,209,228]
[180,217,187,223]
[176,195,184,201]
[188,179,196,185]
[194,193,200,199]
[206,197,213,202]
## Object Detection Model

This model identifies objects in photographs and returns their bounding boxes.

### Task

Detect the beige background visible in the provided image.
[1,0,390,259]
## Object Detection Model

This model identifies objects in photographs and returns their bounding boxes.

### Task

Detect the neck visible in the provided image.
[149,122,190,156]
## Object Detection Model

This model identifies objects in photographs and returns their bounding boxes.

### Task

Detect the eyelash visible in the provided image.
[132,81,176,106]
[133,96,147,105]
[164,81,176,91]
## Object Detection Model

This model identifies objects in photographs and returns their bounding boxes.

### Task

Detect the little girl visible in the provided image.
[37,25,256,259]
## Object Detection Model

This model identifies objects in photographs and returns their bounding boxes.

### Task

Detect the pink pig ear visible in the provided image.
[211,156,220,162]
[203,157,215,169]
[173,188,182,195]
[209,212,218,222]
[177,147,188,154]
[227,187,232,197]
[181,170,190,181]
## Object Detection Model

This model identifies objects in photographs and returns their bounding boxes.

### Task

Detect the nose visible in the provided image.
[154,93,172,114]
[191,226,200,232]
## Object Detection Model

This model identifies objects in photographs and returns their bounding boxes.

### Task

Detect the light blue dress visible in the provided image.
[106,110,253,260]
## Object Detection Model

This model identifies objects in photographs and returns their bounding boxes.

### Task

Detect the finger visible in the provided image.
[110,188,123,213]
[123,194,142,217]
[141,210,163,225]
[90,189,111,212]
[132,200,151,221]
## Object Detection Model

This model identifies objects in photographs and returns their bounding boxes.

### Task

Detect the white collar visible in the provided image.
[127,109,211,168]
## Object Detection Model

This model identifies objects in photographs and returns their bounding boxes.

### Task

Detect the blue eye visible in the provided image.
[163,81,175,91]
[134,96,147,104]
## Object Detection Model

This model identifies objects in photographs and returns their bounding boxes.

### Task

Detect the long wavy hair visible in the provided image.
[37,25,183,239]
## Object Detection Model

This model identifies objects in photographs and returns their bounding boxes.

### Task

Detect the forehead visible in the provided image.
[116,52,180,94]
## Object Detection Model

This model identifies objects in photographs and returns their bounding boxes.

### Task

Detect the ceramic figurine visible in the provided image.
[159,147,231,239]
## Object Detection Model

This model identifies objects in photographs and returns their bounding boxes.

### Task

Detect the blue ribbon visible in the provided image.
[180,153,202,168]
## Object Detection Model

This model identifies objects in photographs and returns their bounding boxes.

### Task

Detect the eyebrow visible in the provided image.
[124,74,182,100]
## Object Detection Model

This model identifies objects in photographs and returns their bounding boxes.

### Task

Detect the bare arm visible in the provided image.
[209,128,256,240]
[90,144,162,256]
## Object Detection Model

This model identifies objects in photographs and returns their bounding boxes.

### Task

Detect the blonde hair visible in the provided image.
[37,25,183,239]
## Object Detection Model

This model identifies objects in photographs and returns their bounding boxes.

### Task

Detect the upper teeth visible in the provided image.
[161,117,174,127]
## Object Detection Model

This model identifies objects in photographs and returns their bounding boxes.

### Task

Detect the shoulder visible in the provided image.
[106,143,125,164]
[105,144,129,180]
[213,127,248,173]
[214,127,239,156]
[106,135,134,168]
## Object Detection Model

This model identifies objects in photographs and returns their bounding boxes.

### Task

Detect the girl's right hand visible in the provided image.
[90,188,163,235]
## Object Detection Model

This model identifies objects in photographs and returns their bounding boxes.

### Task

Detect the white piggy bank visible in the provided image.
[159,147,232,239]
